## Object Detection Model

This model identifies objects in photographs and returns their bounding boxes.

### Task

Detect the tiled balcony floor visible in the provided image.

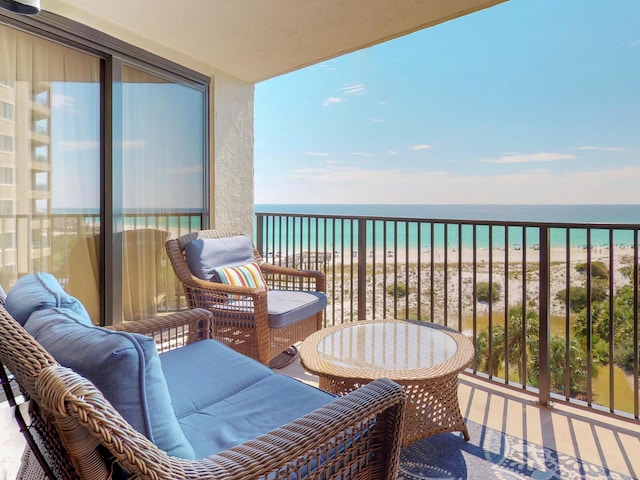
[2,358,639,480]
[278,356,640,479]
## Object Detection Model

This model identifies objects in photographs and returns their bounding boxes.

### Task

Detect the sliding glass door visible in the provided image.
[120,66,205,320]
[0,23,102,318]
[0,18,208,325]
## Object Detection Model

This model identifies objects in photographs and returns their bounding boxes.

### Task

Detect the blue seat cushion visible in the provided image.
[159,339,273,419]
[184,235,255,281]
[23,307,195,460]
[5,272,91,326]
[178,374,335,459]
[267,290,328,328]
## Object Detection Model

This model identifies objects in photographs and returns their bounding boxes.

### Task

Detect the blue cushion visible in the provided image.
[23,308,195,460]
[184,235,255,281]
[178,374,335,459]
[4,272,91,326]
[160,339,273,419]
[267,290,327,328]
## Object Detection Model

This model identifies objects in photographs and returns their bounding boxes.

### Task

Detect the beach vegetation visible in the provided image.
[407,307,429,322]
[476,281,501,303]
[574,284,639,373]
[618,265,640,283]
[387,283,407,298]
[618,255,634,266]
[576,261,609,280]
[475,303,594,395]
[556,283,608,313]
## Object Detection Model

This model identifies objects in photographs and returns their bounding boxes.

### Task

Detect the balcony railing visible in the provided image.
[1,210,637,425]
[0,212,202,317]
[255,211,640,425]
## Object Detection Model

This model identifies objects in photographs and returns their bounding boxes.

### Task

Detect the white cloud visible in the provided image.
[627,40,640,48]
[349,152,373,157]
[59,140,99,151]
[288,166,448,184]
[301,151,329,156]
[51,94,77,111]
[411,144,433,151]
[342,83,366,96]
[483,152,577,164]
[372,118,384,123]
[322,97,342,107]
[256,165,640,205]
[122,140,146,150]
[576,146,626,152]
[386,150,398,156]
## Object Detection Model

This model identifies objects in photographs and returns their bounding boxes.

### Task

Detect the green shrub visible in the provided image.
[576,261,609,280]
[387,283,407,298]
[476,281,501,303]
[557,283,608,312]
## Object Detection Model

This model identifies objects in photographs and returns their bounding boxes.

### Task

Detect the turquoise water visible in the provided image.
[255,204,640,251]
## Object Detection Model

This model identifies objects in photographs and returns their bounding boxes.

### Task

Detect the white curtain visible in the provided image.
[0,23,101,321]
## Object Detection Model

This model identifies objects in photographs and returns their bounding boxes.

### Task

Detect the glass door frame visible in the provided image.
[1,9,210,325]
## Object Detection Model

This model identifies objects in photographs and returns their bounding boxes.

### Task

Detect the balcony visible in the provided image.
[1,210,639,478]
[255,211,640,418]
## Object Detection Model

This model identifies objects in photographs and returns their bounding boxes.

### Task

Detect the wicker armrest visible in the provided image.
[108,309,212,352]
[37,366,406,480]
[260,263,326,292]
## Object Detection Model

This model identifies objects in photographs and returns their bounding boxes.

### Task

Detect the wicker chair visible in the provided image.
[165,229,326,366]
[0,306,406,480]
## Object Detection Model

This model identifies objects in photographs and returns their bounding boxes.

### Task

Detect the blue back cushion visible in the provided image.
[4,272,91,326]
[24,308,196,460]
[184,235,255,281]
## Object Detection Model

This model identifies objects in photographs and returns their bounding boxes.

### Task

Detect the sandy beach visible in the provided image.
[309,245,637,321]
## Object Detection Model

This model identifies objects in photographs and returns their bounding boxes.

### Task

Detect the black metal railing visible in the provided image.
[0,212,202,319]
[255,211,640,423]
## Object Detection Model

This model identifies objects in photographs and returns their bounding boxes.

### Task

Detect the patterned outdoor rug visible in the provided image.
[398,419,635,480]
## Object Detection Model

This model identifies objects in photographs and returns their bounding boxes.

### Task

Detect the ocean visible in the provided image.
[254,204,640,251]
[255,204,640,224]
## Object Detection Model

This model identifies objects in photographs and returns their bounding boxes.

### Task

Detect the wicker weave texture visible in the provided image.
[165,229,326,365]
[0,305,407,480]
[300,319,475,447]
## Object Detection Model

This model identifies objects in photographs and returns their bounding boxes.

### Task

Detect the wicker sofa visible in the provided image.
[0,273,406,480]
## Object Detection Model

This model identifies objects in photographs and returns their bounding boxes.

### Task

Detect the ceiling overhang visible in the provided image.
[44,0,506,83]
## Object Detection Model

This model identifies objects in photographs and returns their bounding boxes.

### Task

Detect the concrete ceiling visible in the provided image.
[50,0,506,84]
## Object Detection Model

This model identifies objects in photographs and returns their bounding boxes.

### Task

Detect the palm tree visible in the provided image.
[475,303,538,383]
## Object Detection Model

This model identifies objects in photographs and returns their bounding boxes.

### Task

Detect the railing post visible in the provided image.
[538,226,551,406]
[357,219,367,320]
[255,213,264,256]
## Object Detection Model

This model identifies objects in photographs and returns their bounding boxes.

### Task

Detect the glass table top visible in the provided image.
[316,322,458,373]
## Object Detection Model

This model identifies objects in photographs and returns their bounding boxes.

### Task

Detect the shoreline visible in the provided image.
[271,245,636,266]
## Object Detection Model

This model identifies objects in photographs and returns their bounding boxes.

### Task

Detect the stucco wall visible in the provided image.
[210,74,255,234]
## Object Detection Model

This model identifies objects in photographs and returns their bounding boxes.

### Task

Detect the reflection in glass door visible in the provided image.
[121,66,205,321]
[0,23,101,322]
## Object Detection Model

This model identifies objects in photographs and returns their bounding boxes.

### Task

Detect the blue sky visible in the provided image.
[254,0,640,205]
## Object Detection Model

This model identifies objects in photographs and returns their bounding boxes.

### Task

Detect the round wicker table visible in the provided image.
[299,319,475,447]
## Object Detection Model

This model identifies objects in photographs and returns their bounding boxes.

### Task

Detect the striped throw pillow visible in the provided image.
[213,262,268,290]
